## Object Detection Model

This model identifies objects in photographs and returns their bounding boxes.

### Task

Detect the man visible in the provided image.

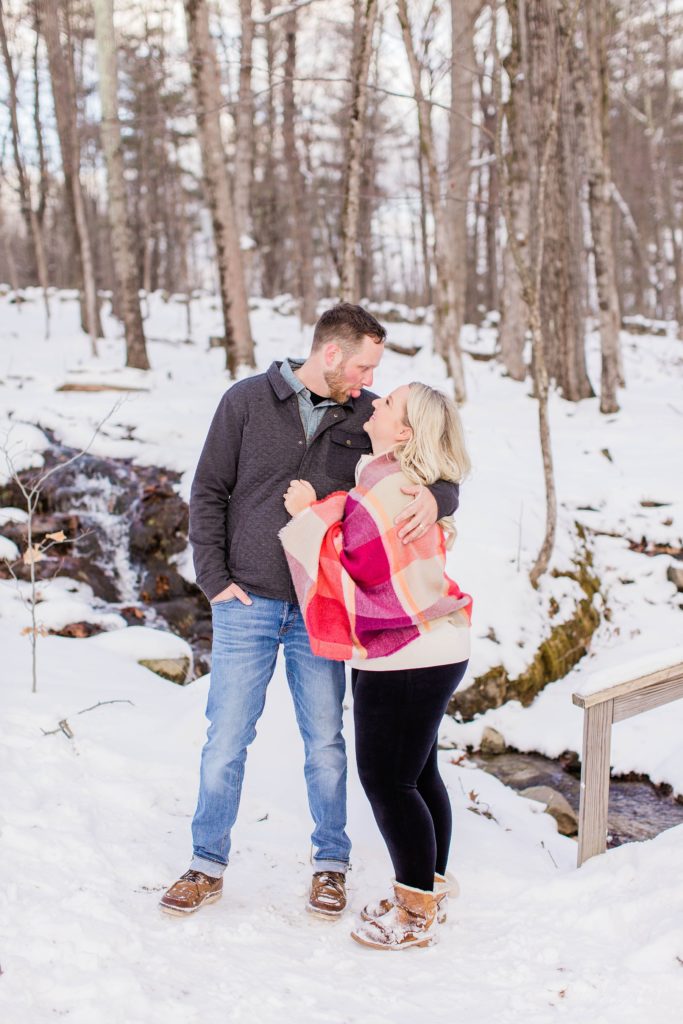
[160,303,459,918]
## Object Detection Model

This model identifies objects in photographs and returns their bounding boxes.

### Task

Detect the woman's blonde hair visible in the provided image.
[394,382,471,547]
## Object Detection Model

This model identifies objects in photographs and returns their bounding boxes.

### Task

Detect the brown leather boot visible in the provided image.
[159,869,223,916]
[307,870,347,917]
[351,881,439,950]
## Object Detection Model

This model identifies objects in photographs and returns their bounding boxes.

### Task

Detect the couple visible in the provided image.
[160,303,472,950]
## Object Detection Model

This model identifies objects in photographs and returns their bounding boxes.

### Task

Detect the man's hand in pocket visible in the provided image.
[211,583,252,605]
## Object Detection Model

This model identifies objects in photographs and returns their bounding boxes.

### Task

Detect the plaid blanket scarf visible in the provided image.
[279,452,472,661]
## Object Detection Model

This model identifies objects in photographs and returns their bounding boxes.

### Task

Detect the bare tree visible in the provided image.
[234,0,255,250]
[0,0,50,335]
[397,0,467,402]
[41,0,100,356]
[447,0,481,354]
[340,0,377,302]
[658,0,683,332]
[581,0,622,411]
[92,0,149,369]
[493,0,582,587]
[282,9,317,323]
[542,17,593,402]
[0,175,20,298]
[184,0,254,373]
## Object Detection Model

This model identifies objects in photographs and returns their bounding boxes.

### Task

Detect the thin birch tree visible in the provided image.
[340,0,377,303]
[282,9,317,324]
[397,0,467,402]
[184,0,254,373]
[581,0,622,410]
[493,0,582,586]
[234,0,254,259]
[0,0,50,334]
[92,0,149,369]
[41,0,100,355]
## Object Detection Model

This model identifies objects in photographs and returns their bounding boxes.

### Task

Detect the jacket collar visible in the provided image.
[266,360,355,410]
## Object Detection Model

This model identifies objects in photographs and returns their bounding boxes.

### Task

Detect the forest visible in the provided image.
[1,0,680,393]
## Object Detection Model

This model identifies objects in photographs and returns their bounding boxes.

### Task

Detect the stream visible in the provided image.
[470,750,683,846]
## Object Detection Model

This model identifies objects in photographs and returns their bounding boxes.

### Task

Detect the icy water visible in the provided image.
[472,750,683,846]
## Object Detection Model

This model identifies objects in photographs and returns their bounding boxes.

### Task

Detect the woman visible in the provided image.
[280,382,472,951]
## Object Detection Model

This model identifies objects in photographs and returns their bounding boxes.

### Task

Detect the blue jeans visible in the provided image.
[190,593,351,878]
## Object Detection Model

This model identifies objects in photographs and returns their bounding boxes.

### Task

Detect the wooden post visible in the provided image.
[573,659,683,868]
[576,698,613,866]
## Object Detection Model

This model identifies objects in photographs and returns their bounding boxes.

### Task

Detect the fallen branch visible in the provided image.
[56,383,149,393]
[76,699,135,715]
[41,698,135,739]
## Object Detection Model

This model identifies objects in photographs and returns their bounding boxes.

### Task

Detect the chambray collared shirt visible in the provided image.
[280,358,339,444]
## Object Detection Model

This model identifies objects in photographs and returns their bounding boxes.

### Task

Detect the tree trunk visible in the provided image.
[41,0,100,355]
[542,23,593,402]
[483,95,500,315]
[92,0,149,369]
[0,0,50,334]
[32,4,49,230]
[184,0,254,373]
[0,190,20,296]
[448,0,480,333]
[397,0,466,402]
[234,0,254,262]
[498,0,529,381]
[340,0,377,303]
[256,0,281,299]
[417,144,433,306]
[582,0,621,411]
[494,0,581,586]
[282,11,317,325]
[65,0,104,337]
[660,2,683,333]
[611,183,647,318]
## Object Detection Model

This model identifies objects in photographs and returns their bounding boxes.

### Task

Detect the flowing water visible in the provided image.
[470,749,683,846]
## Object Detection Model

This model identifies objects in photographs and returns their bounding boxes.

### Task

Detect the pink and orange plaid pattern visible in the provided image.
[280,453,472,661]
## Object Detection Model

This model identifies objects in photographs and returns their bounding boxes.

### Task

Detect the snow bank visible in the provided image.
[88,624,192,662]
[574,645,683,697]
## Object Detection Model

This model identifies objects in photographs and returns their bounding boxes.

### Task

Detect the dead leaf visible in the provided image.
[22,544,45,565]
[449,753,467,766]
[20,625,49,637]
[45,530,66,543]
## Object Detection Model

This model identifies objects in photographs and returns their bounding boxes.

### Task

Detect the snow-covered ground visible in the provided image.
[1,291,682,1022]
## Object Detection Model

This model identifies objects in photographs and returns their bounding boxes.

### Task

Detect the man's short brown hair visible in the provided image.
[311,303,387,353]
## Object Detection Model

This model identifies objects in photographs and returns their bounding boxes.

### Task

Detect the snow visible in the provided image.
[1,626,682,1023]
[0,576,126,633]
[0,420,48,481]
[0,506,28,526]
[573,645,683,697]
[0,534,19,561]
[1,290,682,1022]
[88,624,193,662]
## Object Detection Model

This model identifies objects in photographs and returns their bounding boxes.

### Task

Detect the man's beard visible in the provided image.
[323,364,354,404]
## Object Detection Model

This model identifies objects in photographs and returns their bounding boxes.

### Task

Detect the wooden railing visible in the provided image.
[572,659,683,866]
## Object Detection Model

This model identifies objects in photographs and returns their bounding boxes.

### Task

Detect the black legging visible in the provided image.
[352,661,468,892]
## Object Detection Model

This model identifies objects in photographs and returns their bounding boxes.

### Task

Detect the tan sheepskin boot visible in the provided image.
[434,870,460,923]
[351,881,439,950]
[360,870,459,925]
